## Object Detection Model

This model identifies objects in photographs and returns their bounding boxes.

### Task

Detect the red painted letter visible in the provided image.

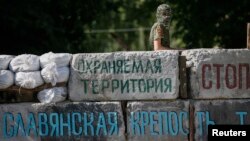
[213,64,224,89]
[202,64,212,89]
[225,64,237,89]
[239,64,250,89]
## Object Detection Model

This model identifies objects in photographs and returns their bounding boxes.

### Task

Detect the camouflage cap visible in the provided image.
[156,4,172,20]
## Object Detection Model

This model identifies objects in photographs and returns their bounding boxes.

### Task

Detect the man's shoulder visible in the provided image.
[151,22,161,29]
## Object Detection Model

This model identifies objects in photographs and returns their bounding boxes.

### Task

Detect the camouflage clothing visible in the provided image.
[149,4,171,49]
[149,23,170,48]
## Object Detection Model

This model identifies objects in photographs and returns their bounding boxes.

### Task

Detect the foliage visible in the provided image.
[0,0,104,54]
[0,0,249,55]
[170,0,250,49]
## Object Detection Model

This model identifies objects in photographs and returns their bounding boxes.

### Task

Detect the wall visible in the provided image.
[0,49,250,141]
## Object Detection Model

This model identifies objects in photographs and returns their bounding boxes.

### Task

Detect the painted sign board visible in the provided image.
[182,49,250,99]
[0,102,125,141]
[69,51,179,101]
[127,100,189,141]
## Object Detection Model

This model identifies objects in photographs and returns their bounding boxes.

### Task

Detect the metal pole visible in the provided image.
[247,23,250,49]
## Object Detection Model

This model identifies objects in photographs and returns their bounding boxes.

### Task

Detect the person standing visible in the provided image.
[149,4,172,51]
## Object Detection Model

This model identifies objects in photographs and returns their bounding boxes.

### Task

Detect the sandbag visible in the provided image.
[41,63,58,86]
[37,87,67,103]
[0,70,14,89]
[15,71,44,89]
[56,67,70,83]
[0,55,14,70]
[41,63,70,86]
[9,54,40,72]
[40,52,72,68]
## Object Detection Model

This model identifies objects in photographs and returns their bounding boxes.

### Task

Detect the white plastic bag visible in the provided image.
[41,63,70,86]
[0,70,14,89]
[37,87,67,103]
[0,55,14,70]
[40,52,72,68]
[41,63,58,86]
[15,71,44,89]
[9,54,40,72]
[56,67,70,83]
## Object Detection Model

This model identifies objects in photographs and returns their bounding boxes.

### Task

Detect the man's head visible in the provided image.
[156,4,172,26]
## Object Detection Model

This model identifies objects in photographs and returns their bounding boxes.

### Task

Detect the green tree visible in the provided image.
[0,0,106,54]
[0,0,249,55]
[170,0,250,49]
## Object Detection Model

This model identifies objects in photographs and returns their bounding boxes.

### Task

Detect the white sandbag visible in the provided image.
[0,70,14,89]
[56,67,70,82]
[40,52,72,68]
[37,87,67,103]
[9,54,40,72]
[41,63,58,86]
[41,63,70,86]
[15,71,44,89]
[0,55,14,70]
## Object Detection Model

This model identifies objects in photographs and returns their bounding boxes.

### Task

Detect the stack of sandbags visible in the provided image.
[40,52,71,86]
[38,52,72,103]
[9,54,44,89]
[0,52,72,104]
[0,55,15,89]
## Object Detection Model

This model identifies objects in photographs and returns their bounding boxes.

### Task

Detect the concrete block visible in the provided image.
[193,100,250,141]
[127,100,189,141]
[0,102,125,141]
[182,49,250,99]
[69,51,179,101]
